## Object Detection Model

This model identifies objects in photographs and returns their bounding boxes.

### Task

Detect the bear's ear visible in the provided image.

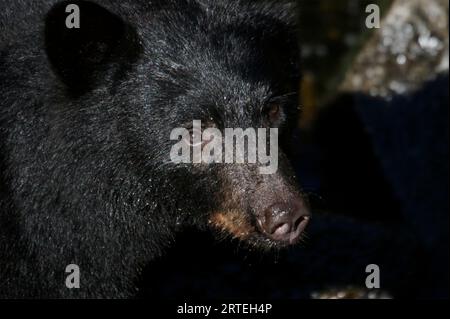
[45,0,142,95]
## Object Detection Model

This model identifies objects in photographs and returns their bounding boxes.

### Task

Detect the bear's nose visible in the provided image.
[257,200,310,244]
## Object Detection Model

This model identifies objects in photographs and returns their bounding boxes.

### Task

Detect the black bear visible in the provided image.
[0,0,309,298]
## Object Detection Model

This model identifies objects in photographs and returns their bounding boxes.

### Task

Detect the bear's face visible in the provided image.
[142,1,310,248]
[45,0,310,249]
[165,91,310,248]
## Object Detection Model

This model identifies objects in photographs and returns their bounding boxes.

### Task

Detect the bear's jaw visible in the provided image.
[208,210,256,240]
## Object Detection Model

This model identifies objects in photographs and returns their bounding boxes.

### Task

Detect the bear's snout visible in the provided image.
[257,199,310,245]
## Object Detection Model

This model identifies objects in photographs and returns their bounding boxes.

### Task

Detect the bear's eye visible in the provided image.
[184,126,214,148]
[263,103,281,124]
[263,92,296,125]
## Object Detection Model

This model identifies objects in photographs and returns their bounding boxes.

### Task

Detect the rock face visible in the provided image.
[341,0,449,98]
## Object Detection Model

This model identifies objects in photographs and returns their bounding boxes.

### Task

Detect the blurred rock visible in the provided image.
[311,286,392,299]
[341,0,449,98]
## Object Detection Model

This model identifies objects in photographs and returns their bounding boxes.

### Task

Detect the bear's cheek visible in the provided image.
[208,210,256,240]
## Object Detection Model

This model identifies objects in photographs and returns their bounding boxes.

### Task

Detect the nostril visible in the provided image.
[293,214,305,230]
[272,222,290,237]
[293,214,310,235]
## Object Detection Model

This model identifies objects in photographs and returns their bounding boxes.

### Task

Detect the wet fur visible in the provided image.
[0,0,301,298]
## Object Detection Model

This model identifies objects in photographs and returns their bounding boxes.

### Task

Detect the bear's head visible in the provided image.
[45,0,310,250]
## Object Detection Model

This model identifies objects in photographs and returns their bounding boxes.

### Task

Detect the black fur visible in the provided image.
[0,0,301,298]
